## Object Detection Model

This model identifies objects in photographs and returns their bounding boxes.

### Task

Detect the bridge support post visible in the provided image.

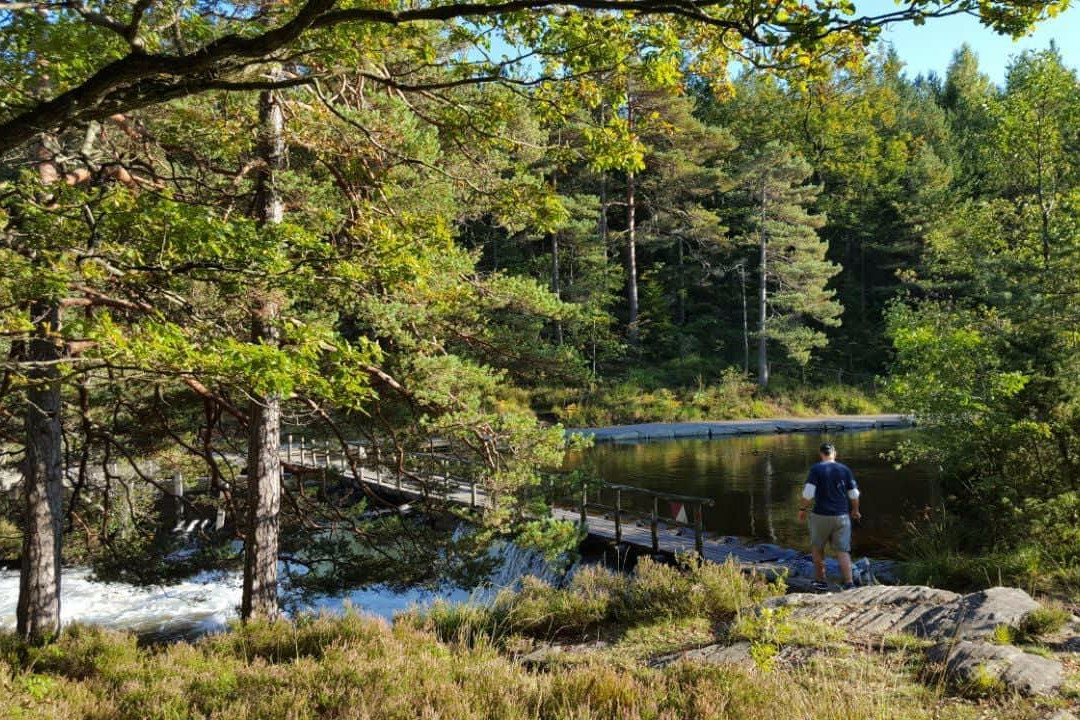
[651,496,659,553]
[579,483,587,528]
[169,473,184,530]
[694,503,704,557]
[215,481,227,532]
[614,488,622,544]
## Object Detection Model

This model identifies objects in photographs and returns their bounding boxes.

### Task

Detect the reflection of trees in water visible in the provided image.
[748,478,755,537]
[763,453,776,542]
[566,430,934,553]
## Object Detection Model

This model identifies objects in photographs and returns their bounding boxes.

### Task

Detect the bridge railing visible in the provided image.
[281,437,485,507]
[569,481,716,556]
[281,435,717,555]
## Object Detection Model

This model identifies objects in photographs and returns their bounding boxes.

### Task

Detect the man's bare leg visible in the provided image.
[812,546,826,581]
[837,552,853,584]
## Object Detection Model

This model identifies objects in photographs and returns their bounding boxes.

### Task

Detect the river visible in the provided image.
[0,538,562,642]
[568,428,937,557]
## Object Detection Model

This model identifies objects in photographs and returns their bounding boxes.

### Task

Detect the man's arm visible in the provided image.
[798,471,816,521]
[847,470,861,520]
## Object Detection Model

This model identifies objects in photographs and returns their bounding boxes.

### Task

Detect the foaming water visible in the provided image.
[0,540,567,641]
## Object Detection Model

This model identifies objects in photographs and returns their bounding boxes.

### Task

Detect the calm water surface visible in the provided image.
[568,429,938,557]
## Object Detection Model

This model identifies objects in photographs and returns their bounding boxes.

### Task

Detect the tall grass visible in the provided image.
[0,611,1054,719]
[403,556,783,644]
[542,368,884,427]
[899,508,1080,596]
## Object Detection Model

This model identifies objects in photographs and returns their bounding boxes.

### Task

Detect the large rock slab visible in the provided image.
[950,587,1044,638]
[650,641,754,669]
[765,585,1043,640]
[934,640,1064,696]
[518,640,610,669]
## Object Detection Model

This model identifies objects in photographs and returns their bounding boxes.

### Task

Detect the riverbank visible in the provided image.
[540,376,886,427]
[570,413,913,442]
[3,559,1077,719]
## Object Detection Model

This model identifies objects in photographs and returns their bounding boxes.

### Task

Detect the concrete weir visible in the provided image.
[567,414,914,443]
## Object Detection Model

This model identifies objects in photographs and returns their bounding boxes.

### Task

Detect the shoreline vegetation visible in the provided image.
[536,374,886,428]
[3,559,1076,720]
[567,414,910,441]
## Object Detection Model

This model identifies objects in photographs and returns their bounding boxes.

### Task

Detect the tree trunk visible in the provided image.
[757,184,769,389]
[598,102,609,261]
[18,302,63,643]
[241,301,282,620]
[623,92,639,345]
[599,176,608,255]
[740,265,749,375]
[241,82,284,621]
[676,237,686,326]
[626,169,639,345]
[551,231,563,345]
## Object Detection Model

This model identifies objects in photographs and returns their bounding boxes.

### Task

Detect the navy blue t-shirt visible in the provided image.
[806,461,857,516]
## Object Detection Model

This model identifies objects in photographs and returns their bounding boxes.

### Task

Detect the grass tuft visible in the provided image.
[1016,606,1071,640]
[405,555,782,645]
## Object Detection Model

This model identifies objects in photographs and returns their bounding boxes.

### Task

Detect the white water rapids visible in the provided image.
[0,541,564,641]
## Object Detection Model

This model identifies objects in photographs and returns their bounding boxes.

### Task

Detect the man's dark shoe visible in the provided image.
[810,580,829,592]
[841,582,857,591]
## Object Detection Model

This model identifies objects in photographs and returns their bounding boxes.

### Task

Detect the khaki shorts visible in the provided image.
[808,512,852,553]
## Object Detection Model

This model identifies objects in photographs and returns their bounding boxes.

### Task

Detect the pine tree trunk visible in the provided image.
[757,185,769,389]
[241,302,281,620]
[599,177,608,254]
[740,265,749,375]
[676,237,686,326]
[551,231,563,345]
[18,302,63,642]
[624,92,639,345]
[598,102,609,261]
[626,169,639,344]
[241,82,284,621]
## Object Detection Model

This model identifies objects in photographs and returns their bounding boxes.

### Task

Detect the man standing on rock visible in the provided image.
[798,443,861,592]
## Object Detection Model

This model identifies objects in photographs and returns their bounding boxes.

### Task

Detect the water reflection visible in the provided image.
[567,429,937,556]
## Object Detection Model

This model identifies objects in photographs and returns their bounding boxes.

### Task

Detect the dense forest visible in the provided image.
[2,0,1079,665]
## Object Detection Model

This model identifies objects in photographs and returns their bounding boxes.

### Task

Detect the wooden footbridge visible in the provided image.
[277,436,803,574]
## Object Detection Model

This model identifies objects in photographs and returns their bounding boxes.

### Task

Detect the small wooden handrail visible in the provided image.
[601,482,716,506]
[576,481,713,556]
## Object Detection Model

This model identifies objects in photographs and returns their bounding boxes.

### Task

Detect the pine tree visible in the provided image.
[735,143,841,387]
[940,45,998,194]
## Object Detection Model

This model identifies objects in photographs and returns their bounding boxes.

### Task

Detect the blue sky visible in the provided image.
[874,3,1079,82]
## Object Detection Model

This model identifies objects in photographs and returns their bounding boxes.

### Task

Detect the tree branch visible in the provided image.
[0,0,978,155]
